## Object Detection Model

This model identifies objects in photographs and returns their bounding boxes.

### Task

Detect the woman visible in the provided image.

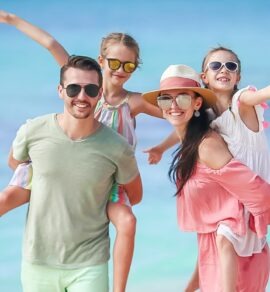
[142,64,270,291]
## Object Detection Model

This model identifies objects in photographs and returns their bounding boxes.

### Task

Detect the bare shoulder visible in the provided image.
[128,91,141,98]
[128,91,142,103]
[198,131,233,169]
[126,91,142,115]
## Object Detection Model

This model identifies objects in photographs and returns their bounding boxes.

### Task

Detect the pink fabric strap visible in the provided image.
[160,77,200,89]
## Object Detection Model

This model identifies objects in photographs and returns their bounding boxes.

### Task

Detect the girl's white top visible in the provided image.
[211,86,270,256]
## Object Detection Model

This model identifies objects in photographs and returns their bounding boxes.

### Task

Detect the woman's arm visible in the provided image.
[199,132,270,237]
[143,131,179,164]
[0,10,69,66]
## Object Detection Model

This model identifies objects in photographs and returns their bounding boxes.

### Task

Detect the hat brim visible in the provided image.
[142,86,216,108]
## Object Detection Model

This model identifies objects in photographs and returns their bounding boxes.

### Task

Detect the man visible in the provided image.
[8,55,142,292]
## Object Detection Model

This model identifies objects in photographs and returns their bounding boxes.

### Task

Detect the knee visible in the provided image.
[0,188,14,205]
[116,209,137,235]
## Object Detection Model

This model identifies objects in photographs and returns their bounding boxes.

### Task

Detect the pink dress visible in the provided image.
[177,159,270,291]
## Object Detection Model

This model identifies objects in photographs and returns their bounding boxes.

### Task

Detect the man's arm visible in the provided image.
[122,174,142,206]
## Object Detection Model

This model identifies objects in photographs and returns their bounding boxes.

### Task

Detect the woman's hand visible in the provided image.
[143,146,163,164]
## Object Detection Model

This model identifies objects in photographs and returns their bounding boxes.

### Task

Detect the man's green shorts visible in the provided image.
[21,261,109,292]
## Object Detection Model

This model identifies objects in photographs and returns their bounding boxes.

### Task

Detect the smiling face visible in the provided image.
[159,89,202,130]
[99,43,137,88]
[201,50,241,95]
[59,67,102,120]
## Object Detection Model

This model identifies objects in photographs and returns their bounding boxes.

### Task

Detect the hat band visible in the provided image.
[160,77,201,89]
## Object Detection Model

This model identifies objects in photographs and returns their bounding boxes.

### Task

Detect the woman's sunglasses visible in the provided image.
[106,58,137,73]
[63,84,100,98]
[157,94,192,110]
[206,61,238,72]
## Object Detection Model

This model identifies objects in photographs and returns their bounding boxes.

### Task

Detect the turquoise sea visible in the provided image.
[0,1,270,291]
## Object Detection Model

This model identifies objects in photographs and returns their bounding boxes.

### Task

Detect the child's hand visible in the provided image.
[0,10,14,24]
[143,146,163,164]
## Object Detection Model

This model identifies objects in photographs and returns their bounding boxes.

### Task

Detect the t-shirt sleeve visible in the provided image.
[208,159,270,237]
[114,145,139,185]
[12,122,30,161]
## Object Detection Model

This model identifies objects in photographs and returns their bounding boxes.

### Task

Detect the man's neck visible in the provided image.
[56,113,101,140]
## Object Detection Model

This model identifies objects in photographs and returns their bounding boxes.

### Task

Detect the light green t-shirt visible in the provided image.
[13,114,139,269]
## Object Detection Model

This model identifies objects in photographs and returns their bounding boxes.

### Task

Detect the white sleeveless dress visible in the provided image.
[211,86,270,256]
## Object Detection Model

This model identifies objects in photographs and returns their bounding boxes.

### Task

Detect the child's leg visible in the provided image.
[184,259,199,291]
[216,234,237,292]
[107,202,136,292]
[0,162,32,216]
[0,185,30,216]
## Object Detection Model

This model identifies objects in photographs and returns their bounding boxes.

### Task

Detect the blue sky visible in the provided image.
[2,0,270,90]
[2,0,270,149]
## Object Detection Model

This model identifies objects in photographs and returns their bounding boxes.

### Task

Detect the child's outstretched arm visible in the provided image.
[143,130,179,164]
[139,96,163,118]
[0,10,69,66]
[239,85,270,106]
[129,93,163,118]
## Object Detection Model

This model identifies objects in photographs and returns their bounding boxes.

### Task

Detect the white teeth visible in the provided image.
[217,77,229,82]
[170,112,182,116]
[75,103,88,108]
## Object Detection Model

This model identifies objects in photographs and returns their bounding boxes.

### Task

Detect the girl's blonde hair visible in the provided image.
[100,32,141,66]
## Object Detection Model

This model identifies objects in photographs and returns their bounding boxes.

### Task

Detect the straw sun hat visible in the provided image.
[142,64,216,107]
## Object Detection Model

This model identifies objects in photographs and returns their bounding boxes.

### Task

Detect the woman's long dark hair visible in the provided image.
[168,100,211,196]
